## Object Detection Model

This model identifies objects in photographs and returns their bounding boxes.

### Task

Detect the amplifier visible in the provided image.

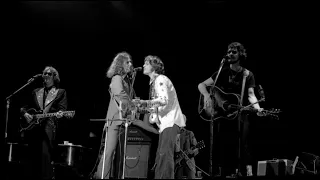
[257,159,293,176]
[111,125,154,179]
[112,141,151,179]
[121,125,152,142]
[127,137,144,142]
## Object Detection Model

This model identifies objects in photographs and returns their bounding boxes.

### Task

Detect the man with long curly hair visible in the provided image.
[92,52,134,179]
[137,55,186,179]
[198,42,263,177]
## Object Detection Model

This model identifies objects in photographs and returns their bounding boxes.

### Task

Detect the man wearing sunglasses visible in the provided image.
[198,42,263,177]
[20,66,68,179]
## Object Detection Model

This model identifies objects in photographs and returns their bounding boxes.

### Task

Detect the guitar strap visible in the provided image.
[240,68,249,106]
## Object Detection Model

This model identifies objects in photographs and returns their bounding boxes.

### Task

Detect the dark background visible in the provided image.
[2,1,319,176]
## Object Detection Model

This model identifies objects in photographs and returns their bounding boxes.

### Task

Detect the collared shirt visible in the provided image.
[149,74,186,133]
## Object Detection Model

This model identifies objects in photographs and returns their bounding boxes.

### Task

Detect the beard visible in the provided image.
[229,58,240,64]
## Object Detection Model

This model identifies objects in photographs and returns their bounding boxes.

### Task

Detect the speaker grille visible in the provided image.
[112,142,151,179]
[125,144,150,178]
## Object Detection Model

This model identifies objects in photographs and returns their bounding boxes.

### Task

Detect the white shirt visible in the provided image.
[150,74,186,133]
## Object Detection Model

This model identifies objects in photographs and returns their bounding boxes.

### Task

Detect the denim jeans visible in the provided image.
[154,124,180,179]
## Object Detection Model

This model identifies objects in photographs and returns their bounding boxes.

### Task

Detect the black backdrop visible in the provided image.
[2,1,319,175]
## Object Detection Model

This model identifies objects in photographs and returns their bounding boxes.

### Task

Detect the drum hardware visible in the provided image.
[7,142,28,163]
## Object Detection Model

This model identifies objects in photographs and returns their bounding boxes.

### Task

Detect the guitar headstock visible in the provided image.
[63,111,75,118]
[257,108,281,120]
[268,108,281,114]
[196,140,205,150]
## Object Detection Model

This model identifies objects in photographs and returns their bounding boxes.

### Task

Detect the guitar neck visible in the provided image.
[178,143,200,159]
[34,112,57,119]
[33,111,74,119]
[136,107,152,114]
[133,99,164,107]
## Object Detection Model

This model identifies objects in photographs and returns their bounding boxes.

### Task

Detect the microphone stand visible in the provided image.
[208,58,226,178]
[130,70,137,98]
[5,77,37,143]
[120,70,138,179]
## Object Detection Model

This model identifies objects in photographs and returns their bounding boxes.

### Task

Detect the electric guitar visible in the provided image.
[20,108,75,132]
[175,140,205,173]
[198,86,281,121]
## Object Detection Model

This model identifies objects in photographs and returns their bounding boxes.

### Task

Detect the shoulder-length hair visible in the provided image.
[228,42,247,61]
[42,66,60,88]
[144,55,165,74]
[106,52,132,78]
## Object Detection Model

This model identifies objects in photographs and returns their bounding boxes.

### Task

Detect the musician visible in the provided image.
[140,55,186,179]
[198,42,263,177]
[92,52,134,179]
[20,66,67,179]
[175,115,199,179]
[92,52,158,179]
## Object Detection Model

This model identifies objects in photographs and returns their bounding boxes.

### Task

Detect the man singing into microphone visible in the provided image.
[20,66,68,179]
[198,42,263,177]
[139,55,186,179]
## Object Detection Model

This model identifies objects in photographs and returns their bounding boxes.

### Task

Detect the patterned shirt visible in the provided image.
[149,74,186,133]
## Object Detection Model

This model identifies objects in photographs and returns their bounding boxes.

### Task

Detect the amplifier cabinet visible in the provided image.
[257,159,293,176]
[112,142,151,179]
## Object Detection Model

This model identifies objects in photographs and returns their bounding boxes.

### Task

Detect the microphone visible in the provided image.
[224,54,231,59]
[33,74,43,78]
[258,85,265,100]
[133,67,143,71]
[27,74,42,82]
[221,54,231,64]
[224,54,232,61]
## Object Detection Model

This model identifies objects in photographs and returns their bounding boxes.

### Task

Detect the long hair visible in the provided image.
[106,52,132,78]
[228,42,247,61]
[42,66,60,88]
[144,55,165,74]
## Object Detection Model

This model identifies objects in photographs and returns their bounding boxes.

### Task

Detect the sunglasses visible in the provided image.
[227,50,238,54]
[43,72,53,76]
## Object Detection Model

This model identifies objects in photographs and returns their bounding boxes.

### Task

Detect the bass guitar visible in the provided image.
[20,108,75,132]
[175,140,205,173]
[198,86,281,121]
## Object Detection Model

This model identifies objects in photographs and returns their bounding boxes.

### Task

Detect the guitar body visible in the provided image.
[20,108,44,131]
[175,153,196,174]
[198,86,241,121]
[174,140,205,174]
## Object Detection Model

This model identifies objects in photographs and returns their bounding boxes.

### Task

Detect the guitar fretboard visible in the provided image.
[35,113,57,118]
[34,111,74,119]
